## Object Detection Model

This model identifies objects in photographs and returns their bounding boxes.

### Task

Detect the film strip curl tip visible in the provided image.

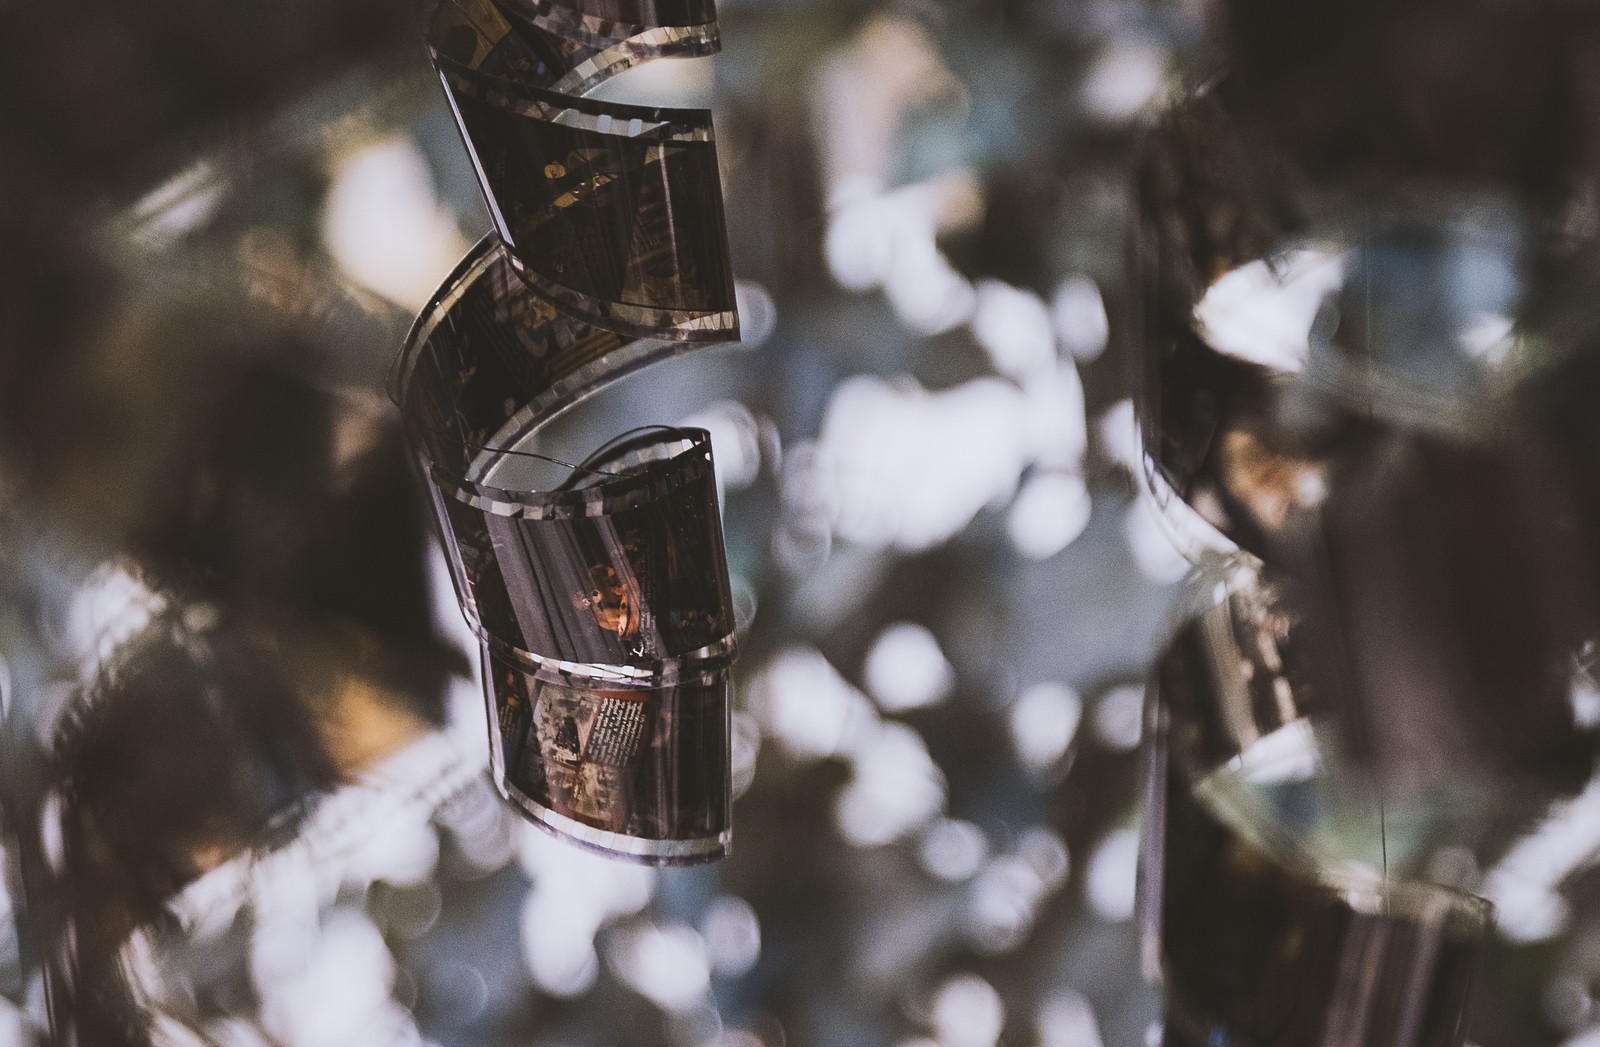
[393,0,741,864]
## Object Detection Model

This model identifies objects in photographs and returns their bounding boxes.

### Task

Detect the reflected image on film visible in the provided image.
[490,651,732,863]
[479,431,735,667]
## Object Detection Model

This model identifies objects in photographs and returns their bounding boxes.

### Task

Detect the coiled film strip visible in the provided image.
[395,0,741,864]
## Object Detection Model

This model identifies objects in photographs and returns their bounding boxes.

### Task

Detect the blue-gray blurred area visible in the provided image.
[0,0,1498,1045]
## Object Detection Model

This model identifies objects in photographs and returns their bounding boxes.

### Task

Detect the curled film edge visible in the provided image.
[393,0,742,864]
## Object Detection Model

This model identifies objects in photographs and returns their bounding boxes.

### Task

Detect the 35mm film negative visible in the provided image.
[395,0,741,863]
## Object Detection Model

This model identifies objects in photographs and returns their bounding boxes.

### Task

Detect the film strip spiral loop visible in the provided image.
[394,0,741,864]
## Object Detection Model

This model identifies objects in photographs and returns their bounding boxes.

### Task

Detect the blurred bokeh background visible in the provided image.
[9,1,1599,1045]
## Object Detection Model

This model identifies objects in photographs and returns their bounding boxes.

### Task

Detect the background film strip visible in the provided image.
[1133,71,1600,1044]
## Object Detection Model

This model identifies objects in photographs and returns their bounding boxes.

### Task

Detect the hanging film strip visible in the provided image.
[394,0,741,864]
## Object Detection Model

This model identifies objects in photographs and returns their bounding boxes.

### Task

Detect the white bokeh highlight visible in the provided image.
[863,622,955,713]
[1010,682,1083,773]
[322,136,470,313]
[1085,829,1140,923]
[931,974,1005,1047]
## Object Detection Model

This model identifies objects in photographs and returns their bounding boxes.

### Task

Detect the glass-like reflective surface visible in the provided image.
[1147,578,1492,1046]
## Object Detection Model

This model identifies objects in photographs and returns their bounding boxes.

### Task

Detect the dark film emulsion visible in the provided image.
[399,281,738,861]
[439,72,734,334]
[489,652,731,861]
[478,437,735,668]
[398,241,636,466]
[428,0,736,339]
[397,251,737,664]
[431,0,721,95]
[395,0,740,862]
